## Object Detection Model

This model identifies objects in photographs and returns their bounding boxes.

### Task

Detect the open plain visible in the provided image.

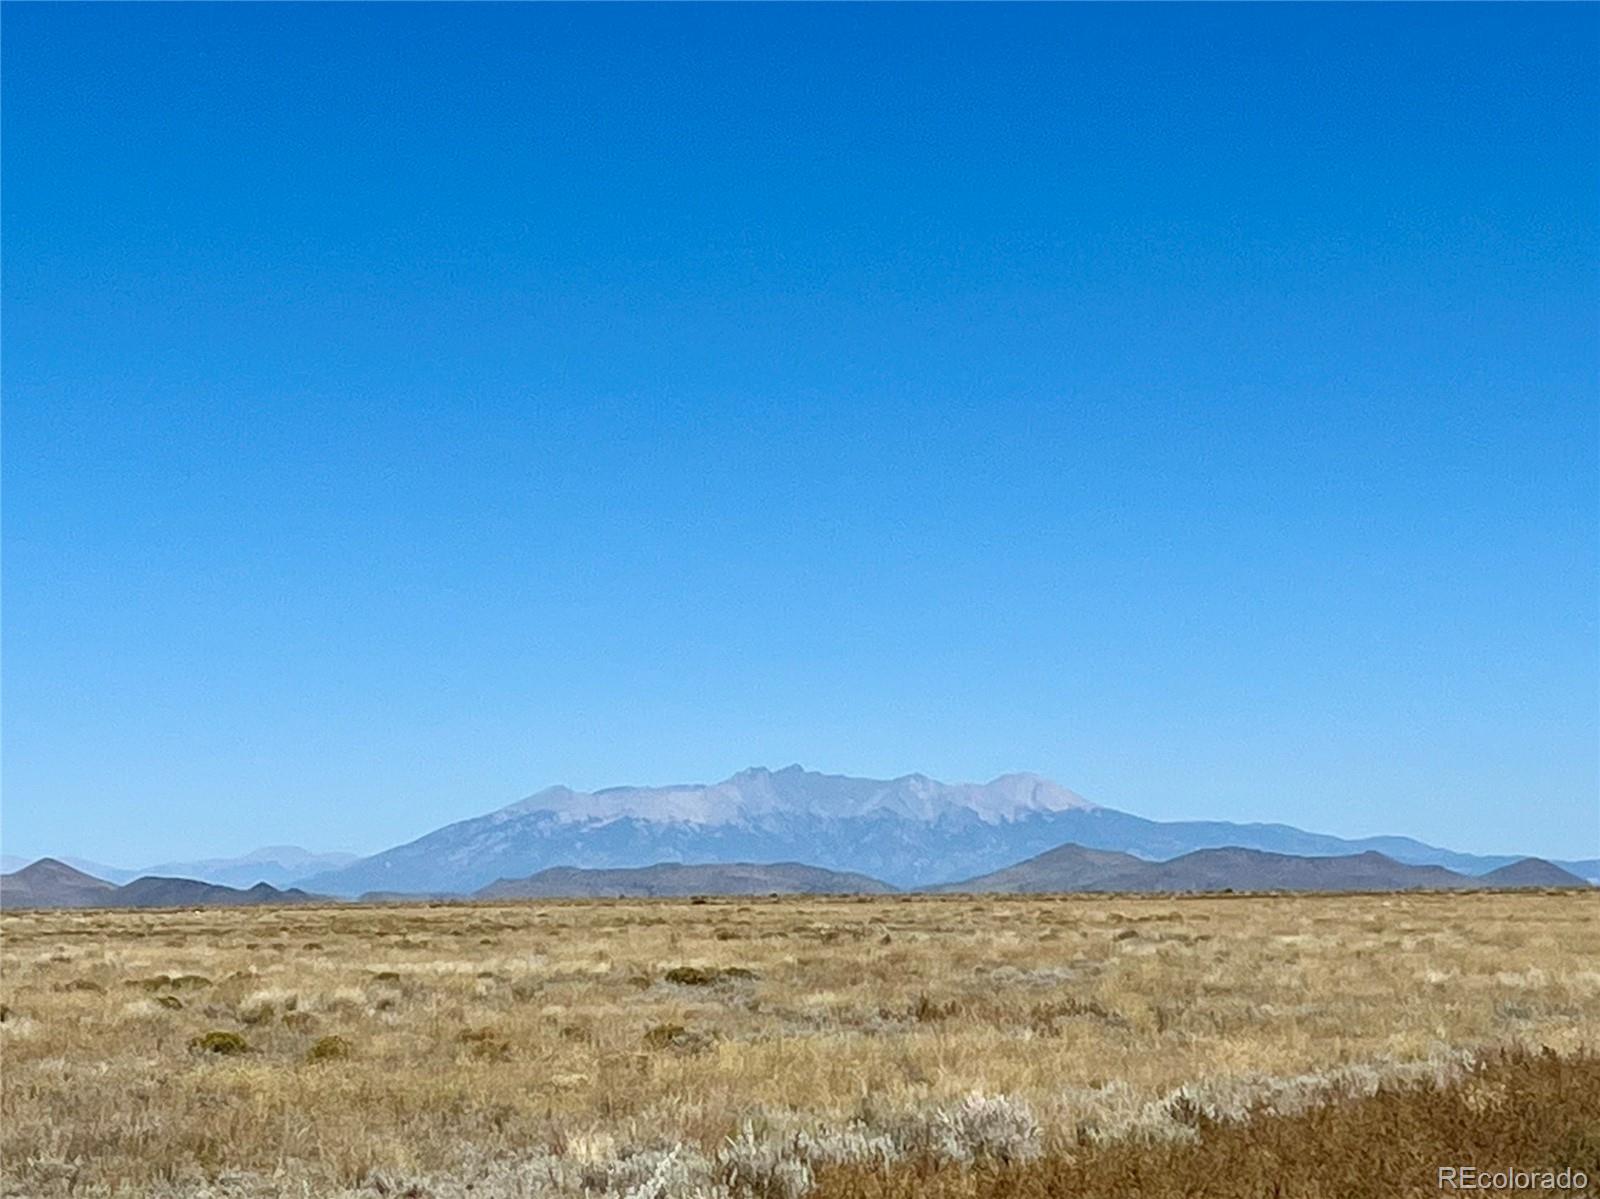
[2,890,1597,1198]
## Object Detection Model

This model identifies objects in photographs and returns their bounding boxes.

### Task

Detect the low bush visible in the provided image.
[642,1022,715,1054]
[306,1035,354,1063]
[911,993,959,1024]
[643,1022,690,1049]
[131,974,212,992]
[663,964,758,986]
[457,1027,511,1061]
[188,1030,250,1056]
[664,965,718,986]
[54,979,105,994]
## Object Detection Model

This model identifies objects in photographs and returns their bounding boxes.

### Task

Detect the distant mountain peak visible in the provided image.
[289,766,1596,899]
[1477,857,1589,888]
[494,766,1096,830]
[303,766,1111,895]
[16,846,359,890]
[0,857,117,908]
[14,857,105,883]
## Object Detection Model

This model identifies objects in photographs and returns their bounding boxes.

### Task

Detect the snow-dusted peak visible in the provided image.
[494,767,1098,828]
[958,773,1097,819]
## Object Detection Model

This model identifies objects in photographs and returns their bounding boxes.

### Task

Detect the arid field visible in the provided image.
[2,890,1597,1198]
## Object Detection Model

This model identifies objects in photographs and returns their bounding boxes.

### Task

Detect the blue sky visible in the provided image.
[3,4,1596,866]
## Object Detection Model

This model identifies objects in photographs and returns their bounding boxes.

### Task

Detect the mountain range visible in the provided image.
[3,843,1586,909]
[294,766,1598,895]
[28,846,358,889]
[930,843,1578,894]
[8,767,1596,901]
[430,849,1592,898]
[0,859,319,909]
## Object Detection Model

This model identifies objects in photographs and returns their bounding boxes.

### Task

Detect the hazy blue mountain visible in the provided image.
[56,856,140,884]
[1561,859,1600,885]
[302,766,1099,895]
[53,846,358,888]
[297,765,1595,897]
[135,846,359,889]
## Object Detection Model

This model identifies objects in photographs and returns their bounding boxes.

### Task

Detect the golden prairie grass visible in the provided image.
[0,890,1595,1197]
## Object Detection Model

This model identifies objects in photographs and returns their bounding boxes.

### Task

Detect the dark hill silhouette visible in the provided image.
[926,843,1146,893]
[937,846,1477,894]
[1095,847,1469,893]
[475,860,896,899]
[0,860,323,909]
[1475,858,1589,889]
[0,858,118,908]
[113,876,320,908]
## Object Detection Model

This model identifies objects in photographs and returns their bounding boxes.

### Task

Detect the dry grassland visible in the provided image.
[1,890,1596,1197]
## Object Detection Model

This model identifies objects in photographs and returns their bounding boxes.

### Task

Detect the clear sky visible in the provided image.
[3,4,1596,867]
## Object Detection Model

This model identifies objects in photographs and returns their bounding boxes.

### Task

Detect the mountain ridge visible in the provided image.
[0,858,119,908]
[926,843,1148,893]
[296,766,1598,896]
[1476,857,1593,889]
[933,845,1590,894]
[3,841,1588,909]
[1093,847,1470,893]
[14,846,361,889]
[0,859,322,910]
[453,847,1593,899]
[476,860,897,899]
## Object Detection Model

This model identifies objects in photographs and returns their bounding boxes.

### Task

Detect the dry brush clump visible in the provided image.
[806,1047,1600,1199]
[0,890,1595,1197]
[306,1035,355,1063]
